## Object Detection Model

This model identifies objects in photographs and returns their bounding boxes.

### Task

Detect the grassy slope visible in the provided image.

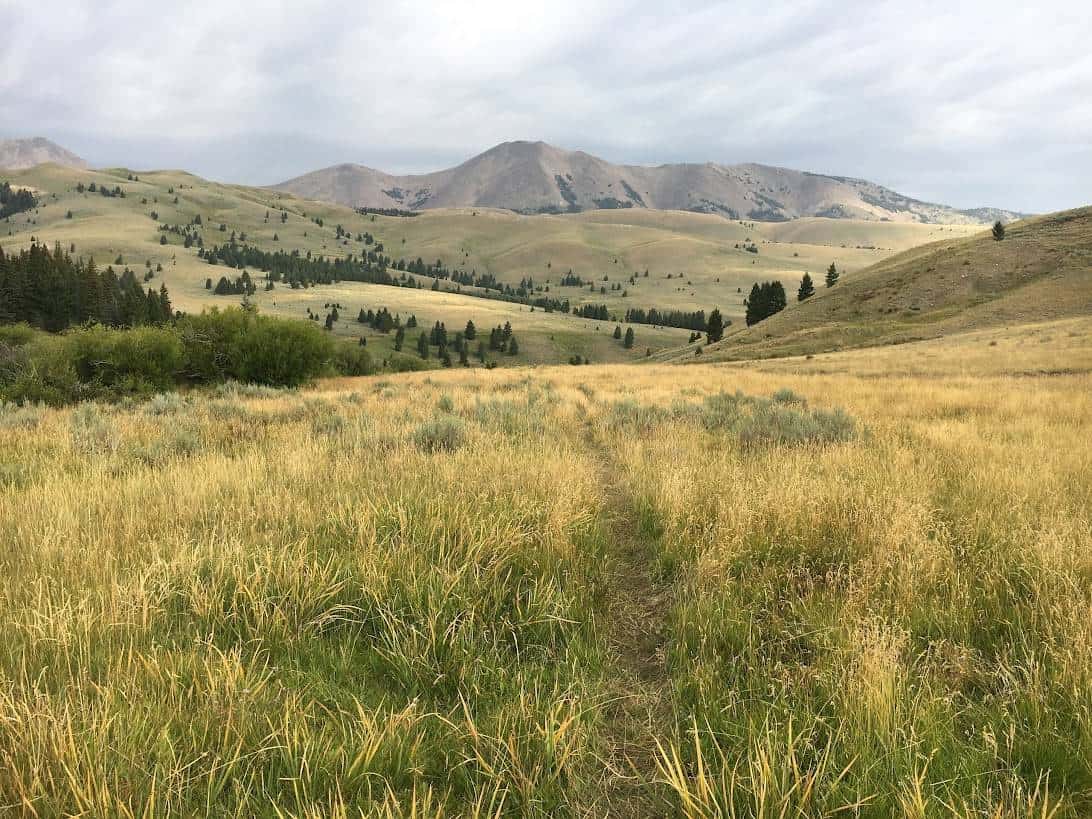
[2,163,975,365]
[675,206,1092,361]
[1,324,1090,815]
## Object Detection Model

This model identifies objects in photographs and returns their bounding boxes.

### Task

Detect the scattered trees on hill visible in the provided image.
[745,281,787,326]
[798,272,815,301]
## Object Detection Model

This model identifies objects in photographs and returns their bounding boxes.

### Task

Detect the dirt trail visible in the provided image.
[582,414,675,817]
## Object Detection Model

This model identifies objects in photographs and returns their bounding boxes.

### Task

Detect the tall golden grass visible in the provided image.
[1,336,1089,815]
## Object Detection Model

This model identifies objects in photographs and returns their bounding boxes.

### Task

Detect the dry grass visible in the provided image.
[1,327,1089,815]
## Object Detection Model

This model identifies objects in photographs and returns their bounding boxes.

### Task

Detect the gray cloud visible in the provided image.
[1,0,1089,212]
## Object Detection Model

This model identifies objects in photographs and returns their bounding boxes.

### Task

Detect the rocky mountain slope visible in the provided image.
[0,137,87,171]
[274,140,1024,224]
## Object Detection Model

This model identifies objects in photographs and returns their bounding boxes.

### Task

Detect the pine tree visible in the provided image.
[394,326,405,351]
[797,272,815,301]
[417,332,429,359]
[706,308,725,343]
[623,327,634,348]
[992,220,1005,241]
[825,263,839,288]
[613,325,622,339]
[508,336,519,355]
[464,319,476,340]
[745,283,763,327]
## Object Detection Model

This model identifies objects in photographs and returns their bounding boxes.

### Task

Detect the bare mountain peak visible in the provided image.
[273,143,1024,224]
[0,137,87,171]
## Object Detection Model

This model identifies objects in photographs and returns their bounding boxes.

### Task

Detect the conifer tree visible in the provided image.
[623,327,634,348]
[825,262,839,288]
[417,332,429,359]
[798,272,815,301]
[706,308,724,343]
[394,325,405,351]
[992,220,1005,241]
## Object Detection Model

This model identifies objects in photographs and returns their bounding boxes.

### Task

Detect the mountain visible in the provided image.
[673,205,1092,362]
[273,141,1024,225]
[0,137,87,171]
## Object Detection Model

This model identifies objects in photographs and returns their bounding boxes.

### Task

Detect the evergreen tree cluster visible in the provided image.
[0,182,37,219]
[212,271,256,297]
[574,304,611,321]
[75,181,125,198]
[0,243,173,332]
[745,281,787,326]
[623,306,707,331]
[357,306,398,332]
[354,206,420,218]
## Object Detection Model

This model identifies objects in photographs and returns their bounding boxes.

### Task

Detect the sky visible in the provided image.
[2,0,1089,213]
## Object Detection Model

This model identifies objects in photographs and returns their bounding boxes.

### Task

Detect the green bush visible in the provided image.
[385,353,431,373]
[232,316,334,387]
[66,325,185,395]
[332,343,376,377]
[177,308,334,387]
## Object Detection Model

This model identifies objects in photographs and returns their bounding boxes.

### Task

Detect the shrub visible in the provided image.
[0,401,44,430]
[771,387,808,407]
[143,393,190,416]
[65,325,185,396]
[69,404,119,454]
[437,394,455,413]
[178,308,334,387]
[736,402,857,450]
[332,343,376,377]
[227,314,334,387]
[412,416,466,453]
[386,353,431,373]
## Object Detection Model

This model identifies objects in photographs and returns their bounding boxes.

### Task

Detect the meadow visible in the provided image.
[1,318,1089,816]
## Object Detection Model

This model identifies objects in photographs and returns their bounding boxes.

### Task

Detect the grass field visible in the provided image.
[2,164,978,365]
[686,207,1092,362]
[1,318,1089,816]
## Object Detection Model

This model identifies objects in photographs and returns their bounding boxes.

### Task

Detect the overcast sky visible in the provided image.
[2,0,1089,212]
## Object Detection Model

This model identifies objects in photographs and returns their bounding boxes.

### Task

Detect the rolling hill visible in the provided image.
[274,140,1025,224]
[0,137,87,170]
[676,206,1092,362]
[3,162,982,367]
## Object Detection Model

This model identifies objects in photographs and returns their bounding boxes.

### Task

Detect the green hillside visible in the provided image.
[674,207,1092,362]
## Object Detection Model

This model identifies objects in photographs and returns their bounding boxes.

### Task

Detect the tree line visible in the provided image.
[0,243,173,332]
[623,307,709,331]
[0,182,37,219]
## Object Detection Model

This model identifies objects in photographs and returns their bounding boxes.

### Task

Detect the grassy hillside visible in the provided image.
[679,207,1092,361]
[2,163,976,366]
[1,324,1090,815]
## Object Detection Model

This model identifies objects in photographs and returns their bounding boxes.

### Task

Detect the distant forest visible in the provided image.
[0,182,37,219]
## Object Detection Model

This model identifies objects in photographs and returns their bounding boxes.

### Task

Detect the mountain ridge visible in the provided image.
[273,140,1026,225]
[0,137,87,171]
